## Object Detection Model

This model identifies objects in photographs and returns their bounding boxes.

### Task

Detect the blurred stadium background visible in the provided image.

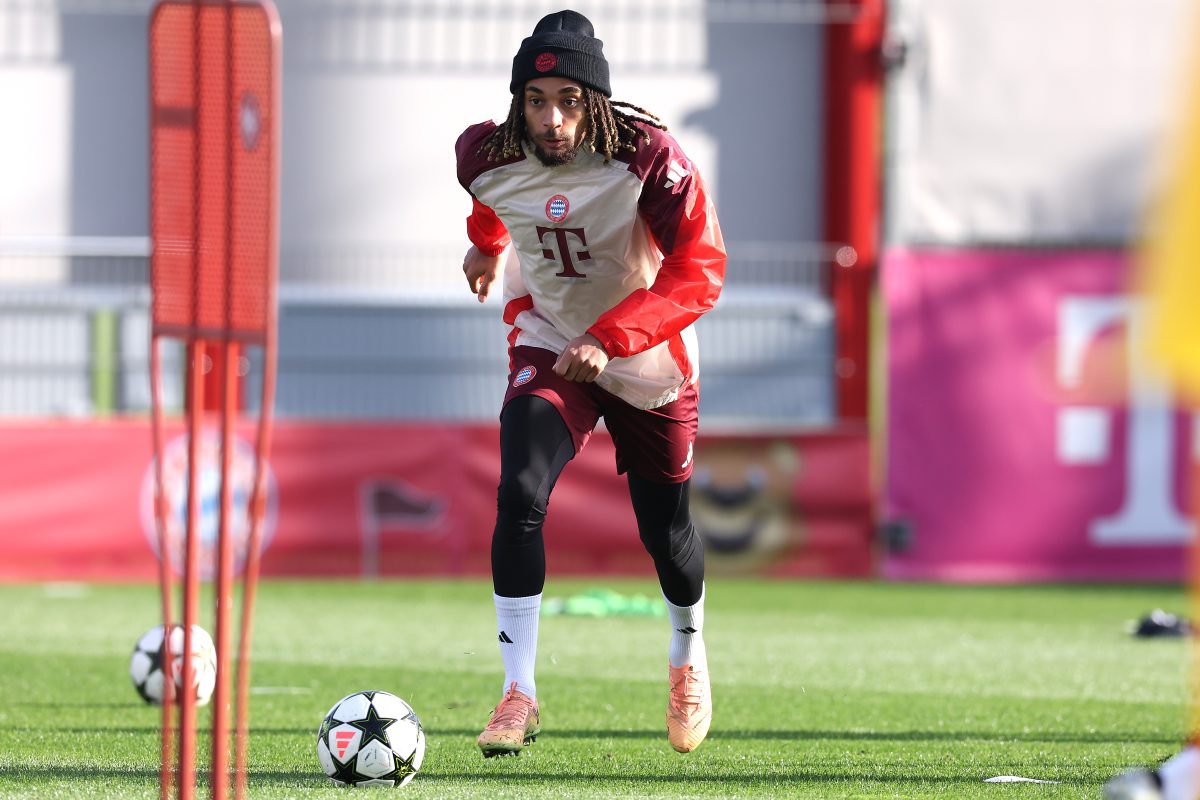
[0,0,1194,585]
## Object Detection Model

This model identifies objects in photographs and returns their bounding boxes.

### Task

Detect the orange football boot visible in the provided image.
[667,663,711,753]
[478,682,541,757]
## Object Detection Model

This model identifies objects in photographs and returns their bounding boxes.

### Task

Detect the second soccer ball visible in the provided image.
[128,623,218,706]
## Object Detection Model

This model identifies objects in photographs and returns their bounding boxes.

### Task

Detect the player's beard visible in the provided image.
[530,134,579,167]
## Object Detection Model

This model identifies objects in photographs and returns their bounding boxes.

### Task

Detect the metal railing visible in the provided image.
[0,237,836,426]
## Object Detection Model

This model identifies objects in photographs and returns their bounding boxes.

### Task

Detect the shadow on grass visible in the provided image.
[429,727,1179,746]
[1,725,1178,746]
[14,702,138,709]
[0,766,1090,788]
[0,766,314,789]
[409,771,1038,786]
[1,726,313,737]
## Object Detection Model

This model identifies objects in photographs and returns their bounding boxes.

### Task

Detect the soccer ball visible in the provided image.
[129,623,217,706]
[316,691,425,787]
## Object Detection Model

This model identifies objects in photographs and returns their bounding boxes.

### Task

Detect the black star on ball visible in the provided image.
[317,715,337,744]
[380,750,418,784]
[326,753,365,786]
[349,704,396,749]
[146,645,164,675]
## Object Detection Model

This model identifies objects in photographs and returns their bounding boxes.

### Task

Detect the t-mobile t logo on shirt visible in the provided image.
[536,226,591,278]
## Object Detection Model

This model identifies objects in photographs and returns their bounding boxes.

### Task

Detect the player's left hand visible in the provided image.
[462,245,504,303]
[554,334,609,382]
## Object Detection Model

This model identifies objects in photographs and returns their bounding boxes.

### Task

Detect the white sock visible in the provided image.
[493,593,540,700]
[664,585,707,669]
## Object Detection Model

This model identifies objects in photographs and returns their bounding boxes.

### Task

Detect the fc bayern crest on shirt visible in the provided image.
[514,366,537,387]
[545,194,569,222]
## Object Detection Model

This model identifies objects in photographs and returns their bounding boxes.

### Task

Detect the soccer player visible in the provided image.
[455,9,727,758]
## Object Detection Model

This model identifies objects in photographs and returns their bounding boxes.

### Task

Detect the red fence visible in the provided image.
[0,421,873,581]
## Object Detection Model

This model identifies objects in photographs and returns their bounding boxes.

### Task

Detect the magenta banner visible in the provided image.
[884,247,1195,581]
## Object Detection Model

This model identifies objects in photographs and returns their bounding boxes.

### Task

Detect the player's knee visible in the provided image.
[637,524,666,561]
[640,520,700,566]
[494,470,547,538]
[630,474,696,563]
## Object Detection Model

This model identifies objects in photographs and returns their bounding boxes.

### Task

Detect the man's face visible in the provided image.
[523,77,586,167]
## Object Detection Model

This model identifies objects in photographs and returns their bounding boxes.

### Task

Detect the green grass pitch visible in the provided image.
[0,578,1188,798]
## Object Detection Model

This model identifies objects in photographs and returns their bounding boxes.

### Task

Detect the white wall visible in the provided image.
[887,0,1197,245]
[0,68,71,238]
[0,3,71,241]
[0,0,827,289]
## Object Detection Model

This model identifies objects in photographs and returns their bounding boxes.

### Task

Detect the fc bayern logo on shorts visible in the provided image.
[535,52,557,72]
[545,194,569,222]
[513,366,537,387]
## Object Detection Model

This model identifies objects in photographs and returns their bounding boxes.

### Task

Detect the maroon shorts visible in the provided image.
[503,345,698,484]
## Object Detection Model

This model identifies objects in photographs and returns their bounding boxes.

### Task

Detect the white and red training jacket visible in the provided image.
[456,120,727,410]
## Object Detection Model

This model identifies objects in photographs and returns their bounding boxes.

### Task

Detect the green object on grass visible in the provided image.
[542,587,666,617]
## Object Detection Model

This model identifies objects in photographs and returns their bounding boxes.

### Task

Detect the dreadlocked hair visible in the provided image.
[480,86,667,163]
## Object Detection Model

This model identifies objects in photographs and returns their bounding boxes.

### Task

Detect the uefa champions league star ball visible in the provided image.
[316,691,425,787]
[129,623,218,706]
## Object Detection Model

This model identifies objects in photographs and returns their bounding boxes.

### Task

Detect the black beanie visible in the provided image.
[510,10,611,97]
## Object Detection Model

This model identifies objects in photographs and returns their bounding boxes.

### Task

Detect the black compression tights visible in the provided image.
[491,395,575,598]
[491,394,706,607]
[627,471,705,607]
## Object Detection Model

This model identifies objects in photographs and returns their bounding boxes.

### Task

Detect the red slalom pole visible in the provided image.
[178,339,206,800]
[178,1,203,791]
[234,339,276,800]
[211,341,238,800]
[210,0,237,793]
[151,2,280,796]
[149,335,176,800]
[234,3,280,795]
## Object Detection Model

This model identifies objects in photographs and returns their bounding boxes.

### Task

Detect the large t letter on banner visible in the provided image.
[1057,297,1193,545]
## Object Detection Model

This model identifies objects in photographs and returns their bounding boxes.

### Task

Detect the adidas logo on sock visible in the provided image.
[676,626,697,634]
[498,631,514,643]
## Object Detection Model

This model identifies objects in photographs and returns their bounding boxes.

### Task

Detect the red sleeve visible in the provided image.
[456,121,517,256]
[466,196,511,257]
[587,144,726,359]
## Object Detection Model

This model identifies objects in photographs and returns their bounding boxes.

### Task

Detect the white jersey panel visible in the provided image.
[473,143,692,409]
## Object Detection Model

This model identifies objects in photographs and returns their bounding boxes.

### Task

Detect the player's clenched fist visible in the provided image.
[553,333,609,382]
[462,245,503,303]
